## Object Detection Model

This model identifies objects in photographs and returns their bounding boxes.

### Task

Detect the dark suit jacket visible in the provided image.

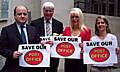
[0,23,40,72]
[31,17,63,72]
[31,17,63,36]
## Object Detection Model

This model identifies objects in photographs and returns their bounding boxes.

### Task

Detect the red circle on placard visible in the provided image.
[24,50,43,65]
[89,47,110,62]
[56,42,75,57]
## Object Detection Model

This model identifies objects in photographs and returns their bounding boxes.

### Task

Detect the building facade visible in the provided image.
[75,0,120,17]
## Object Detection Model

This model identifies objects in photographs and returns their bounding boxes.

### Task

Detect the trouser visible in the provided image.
[22,67,41,72]
[41,57,59,72]
[65,59,87,72]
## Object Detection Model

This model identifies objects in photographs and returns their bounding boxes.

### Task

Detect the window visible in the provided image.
[74,0,120,17]
[0,0,9,19]
[118,0,120,16]
[74,0,86,12]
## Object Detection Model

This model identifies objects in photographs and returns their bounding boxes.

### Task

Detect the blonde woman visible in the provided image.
[62,8,91,72]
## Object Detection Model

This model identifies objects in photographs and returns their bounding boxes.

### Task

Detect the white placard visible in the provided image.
[83,41,118,64]
[51,36,81,59]
[18,44,50,67]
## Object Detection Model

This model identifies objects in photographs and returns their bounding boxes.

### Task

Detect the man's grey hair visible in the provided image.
[42,2,55,9]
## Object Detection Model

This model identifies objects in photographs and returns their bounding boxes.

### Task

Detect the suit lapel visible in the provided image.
[52,18,56,33]
[26,25,32,43]
[12,23,22,42]
[41,17,45,36]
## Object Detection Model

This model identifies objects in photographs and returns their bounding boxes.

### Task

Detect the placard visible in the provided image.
[83,41,117,64]
[18,44,50,67]
[51,36,81,59]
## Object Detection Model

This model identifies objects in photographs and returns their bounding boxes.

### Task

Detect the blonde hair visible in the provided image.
[69,8,85,32]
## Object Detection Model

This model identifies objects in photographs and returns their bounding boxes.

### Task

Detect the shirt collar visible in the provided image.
[16,22,27,28]
[44,18,52,24]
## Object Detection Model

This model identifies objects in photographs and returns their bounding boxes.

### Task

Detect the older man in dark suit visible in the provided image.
[31,2,63,72]
[0,5,40,72]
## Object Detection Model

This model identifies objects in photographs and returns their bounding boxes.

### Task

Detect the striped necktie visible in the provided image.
[20,26,27,43]
[46,20,52,36]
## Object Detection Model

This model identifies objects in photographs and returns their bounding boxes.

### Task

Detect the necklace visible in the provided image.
[72,30,80,36]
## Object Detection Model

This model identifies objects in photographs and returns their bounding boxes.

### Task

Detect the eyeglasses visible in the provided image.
[97,22,105,24]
